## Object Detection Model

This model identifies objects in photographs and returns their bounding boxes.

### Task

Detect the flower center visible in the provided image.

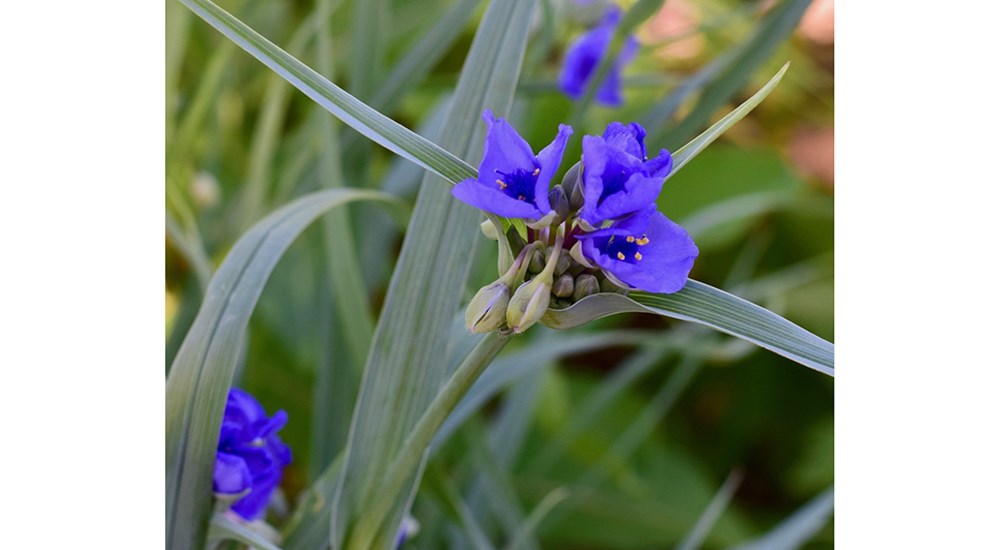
[598,233,650,263]
[495,167,540,202]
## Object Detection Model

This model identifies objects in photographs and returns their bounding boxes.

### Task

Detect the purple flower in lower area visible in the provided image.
[395,516,420,548]
[452,109,573,223]
[579,121,673,228]
[213,388,292,521]
[577,205,698,293]
[559,6,639,107]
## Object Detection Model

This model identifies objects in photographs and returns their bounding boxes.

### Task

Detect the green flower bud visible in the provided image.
[548,185,570,224]
[465,280,512,333]
[572,273,599,302]
[480,220,499,240]
[527,249,546,274]
[559,250,572,275]
[599,273,628,294]
[553,273,575,298]
[506,235,563,334]
[506,275,552,334]
[465,241,543,334]
[548,247,571,276]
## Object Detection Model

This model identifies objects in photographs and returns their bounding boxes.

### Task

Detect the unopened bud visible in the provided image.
[572,274,599,301]
[465,280,512,333]
[480,220,499,240]
[599,274,628,294]
[555,249,571,276]
[527,249,546,274]
[553,274,575,298]
[548,185,570,223]
[561,162,582,211]
[506,275,552,334]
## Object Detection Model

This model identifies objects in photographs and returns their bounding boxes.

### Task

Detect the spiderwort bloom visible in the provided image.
[214,388,292,521]
[452,110,572,226]
[579,121,673,228]
[559,6,639,107]
[577,205,698,293]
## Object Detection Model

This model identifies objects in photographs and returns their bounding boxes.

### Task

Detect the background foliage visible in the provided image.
[166,0,834,547]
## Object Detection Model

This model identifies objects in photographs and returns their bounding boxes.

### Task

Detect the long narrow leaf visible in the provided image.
[164,189,399,549]
[677,469,745,550]
[729,487,834,550]
[542,280,834,376]
[329,1,539,548]
[311,0,375,471]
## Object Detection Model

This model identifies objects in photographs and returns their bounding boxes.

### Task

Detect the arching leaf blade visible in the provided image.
[542,279,834,376]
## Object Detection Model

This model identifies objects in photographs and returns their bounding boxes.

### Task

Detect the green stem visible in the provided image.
[346,331,513,550]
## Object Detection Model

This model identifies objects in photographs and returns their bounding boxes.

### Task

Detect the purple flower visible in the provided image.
[452,110,572,223]
[395,516,420,548]
[559,6,639,106]
[214,388,292,521]
[578,121,673,228]
[577,205,697,293]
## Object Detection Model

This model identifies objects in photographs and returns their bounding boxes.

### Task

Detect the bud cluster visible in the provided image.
[467,188,629,335]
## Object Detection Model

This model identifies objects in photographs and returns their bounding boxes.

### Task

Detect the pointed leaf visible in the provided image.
[542,279,834,376]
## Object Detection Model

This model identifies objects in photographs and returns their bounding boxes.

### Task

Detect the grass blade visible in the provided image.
[501,488,569,550]
[164,189,400,549]
[729,487,834,550]
[311,0,375,471]
[677,469,745,550]
[178,0,477,186]
[329,0,539,547]
[348,0,385,100]
[542,279,834,376]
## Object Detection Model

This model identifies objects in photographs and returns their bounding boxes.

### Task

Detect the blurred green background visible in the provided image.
[166,0,833,547]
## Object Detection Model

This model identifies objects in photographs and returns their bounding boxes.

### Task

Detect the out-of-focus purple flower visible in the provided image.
[578,121,673,228]
[395,516,421,548]
[452,109,572,223]
[213,388,292,521]
[559,6,639,106]
[577,205,697,293]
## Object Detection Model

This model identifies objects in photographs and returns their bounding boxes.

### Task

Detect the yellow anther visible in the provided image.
[532,168,540,176]
[617,251,626,260]
[496,179,507,190]
[636,236,650,246]
[634,252,643,261]
[626,235,635,243]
